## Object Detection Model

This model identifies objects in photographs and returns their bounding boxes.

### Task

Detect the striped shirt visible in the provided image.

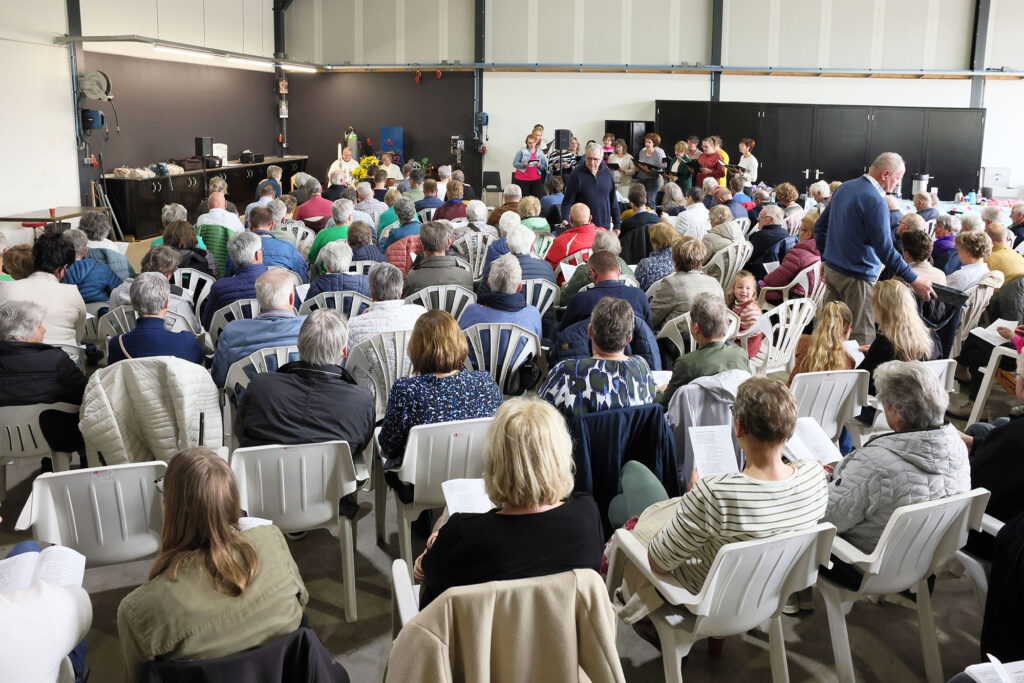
[648,460,828,593]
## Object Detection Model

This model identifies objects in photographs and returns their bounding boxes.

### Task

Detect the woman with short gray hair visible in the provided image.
[106,272,205,365]
[932,213,962,271]
[305,239,371,303]
[80,211,113,245]
[822,360,970,585]
[161,204,188,229]
[197,178,239,216]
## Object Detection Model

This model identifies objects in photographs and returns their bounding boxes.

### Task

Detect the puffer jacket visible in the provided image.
[760,239,820,300]
[64,258,123,303]
[304,273,371,303]
[88,247,136,281]
[824,424,971,552]
[79,356,222,466]
[701,220,746,279]
[386,235,423,276]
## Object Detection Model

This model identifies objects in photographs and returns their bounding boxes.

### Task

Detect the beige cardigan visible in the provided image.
[385,569,625,683]
[0,272,86,347]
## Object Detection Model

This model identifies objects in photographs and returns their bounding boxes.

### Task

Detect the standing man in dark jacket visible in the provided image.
[561,142,621,233]
[235,309,375,453]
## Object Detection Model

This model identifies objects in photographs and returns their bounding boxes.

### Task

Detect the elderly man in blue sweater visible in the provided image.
[814,152,934,344]
[459,254,542,341]
[224,206,308,283]
[561,142,621,232]
[200,232,268,329]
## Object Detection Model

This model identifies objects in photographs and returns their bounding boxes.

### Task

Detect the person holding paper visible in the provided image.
[695,137,724,188]
[645,377,828,595]
[117,448,310,677]
[635,133,666,199]
[512,133,547,200]
[950,322,1024,419]
[415,398,604,608]
[821,361,970,589]
[899,228,946,286]
[608,138,636,197]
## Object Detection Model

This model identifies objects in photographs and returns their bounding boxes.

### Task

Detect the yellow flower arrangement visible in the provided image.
[350,155,380,182]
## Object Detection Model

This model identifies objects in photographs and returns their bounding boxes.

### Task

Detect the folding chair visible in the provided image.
[208,299,262,345]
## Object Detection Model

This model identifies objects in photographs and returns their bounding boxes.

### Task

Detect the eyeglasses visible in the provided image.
[154,476,164,494]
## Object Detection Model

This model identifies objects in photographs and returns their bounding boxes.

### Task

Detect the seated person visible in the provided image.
[634,222,680,292]
[539,176,565,214]
[788,301,855,385]
[110,245,200,332]
[746,204,793,280]
[117,448,308,677]
[378,309,503,472]
[372,168,389,202]
[378,197,421,251]
[79,211,134,280]
[293,178,333,220]
[348,263,427,351]
[201,232,268,329]
[107,273,204,365]
[415,398,604,608]
[646,376,828,593]
[479,224,555,297]
[759,213,821,302]
[0,301,87,457]
[727,270,763,359]
[701,205,746,280]
[402,169,425,201]
[244,182,276,223]
[371,188,402,236]
[3,243,33,280]
[401,220,474,297]
[257,164,283,198]
[452,169,475,200]
[986,223,1024,286]
[900,227,946,286]
[225,206,307,283]
[236,309,375,451]
[539,297,656,415]
[347,220,386,264]
[714,187,747,221]
[0,232,85,347]
[459,254,542,341]
[163,219,218,277]
[210,268,305,387]
[354,181,388,224]
[562,248,652,327]
[656,293,750,408]
[433,179,468,221]
[822,361,970,588]
[305,240,371,302]
[307,198,355,264]
[196,191,244,233]
[481,211,527,276]
[517,195,549,232]
[648,237,723,331]
[414,179,444,213]
[674,187,710,240]
[558,230,628,304]
[487,184,522,226]
[946,229,992,291]
[747,190,772,224]
[545,203,604,270]
[465,199,498,237]
[859,280,939,397]
[61,229,122,303]
[931,213,960,272]
[913,190,939,224]
[619,184,659,236]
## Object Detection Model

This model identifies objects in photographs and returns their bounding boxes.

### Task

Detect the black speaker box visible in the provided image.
[554,129,573,151]
[195,136,213,158]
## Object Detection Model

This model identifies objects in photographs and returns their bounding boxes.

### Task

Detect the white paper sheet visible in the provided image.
[970,319,1018,348]
[442,479,494,515]
[843,340,865,366]
[784,417,843,465]
[238,516,273,531]
[761,261,780,274]
[560,263,578,282]
[295,284,311,301]
[0,546,85,594]
[689,425,739,478]
[966,655,1024,683]
[652,370,673,387]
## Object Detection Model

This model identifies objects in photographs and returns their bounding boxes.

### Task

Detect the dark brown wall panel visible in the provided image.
[82,52,278,170]
[285,71,480,188]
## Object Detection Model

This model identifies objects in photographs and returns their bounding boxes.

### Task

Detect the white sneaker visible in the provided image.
[946,400,974,419]
[782,595,799,615]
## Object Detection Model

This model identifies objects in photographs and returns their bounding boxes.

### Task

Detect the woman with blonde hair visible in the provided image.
[117,448,308,676]
[517,195,549,232]
[859,279,938,396]
[789,302,854,385]
[665,142,694,194]
[659,181,686,216]
[414,398,603,607]
[608,137,636,196]
[635,222,681,291]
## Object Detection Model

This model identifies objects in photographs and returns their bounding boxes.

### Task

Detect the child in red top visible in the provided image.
[729,270,763,359]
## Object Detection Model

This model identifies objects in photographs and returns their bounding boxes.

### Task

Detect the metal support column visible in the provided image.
[710,0,723,101]
[969,0,991,108]
[66,0,95,206]
[472,0,485,188]
[274,1,293,158]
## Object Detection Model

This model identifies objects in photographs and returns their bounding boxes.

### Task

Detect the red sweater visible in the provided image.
[294,195,334,220]
[545,223,605,270]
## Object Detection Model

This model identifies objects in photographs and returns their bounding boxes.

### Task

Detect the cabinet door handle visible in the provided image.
[803,169,810,179]
[152,182,157,192]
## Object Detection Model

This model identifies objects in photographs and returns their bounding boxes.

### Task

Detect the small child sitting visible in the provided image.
[728,270,762,359]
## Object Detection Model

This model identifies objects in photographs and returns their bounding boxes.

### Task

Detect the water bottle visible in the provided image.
[954,189,963,202]
[967,191,977,204]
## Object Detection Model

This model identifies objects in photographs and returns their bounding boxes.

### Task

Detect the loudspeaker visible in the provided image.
[195,136,213,158]
[554,129,573,151]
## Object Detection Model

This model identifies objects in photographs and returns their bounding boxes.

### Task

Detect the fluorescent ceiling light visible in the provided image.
[154,45,214,59]
[228,57,272,67]
[282,64,317,73]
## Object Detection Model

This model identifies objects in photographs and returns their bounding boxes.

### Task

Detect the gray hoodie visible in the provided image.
[823,423,970,552]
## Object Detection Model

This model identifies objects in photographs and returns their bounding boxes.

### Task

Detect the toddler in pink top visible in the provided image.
[729,270,763,358]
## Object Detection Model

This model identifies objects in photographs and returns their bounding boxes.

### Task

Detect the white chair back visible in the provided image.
[923,358,957,393]
[656,311,741,356]
[790,370,869,442]
[448,217,469,229]
[744,298,817,375]
[347,330,415,419]
[521,279,559,317]
[280,222,316,254]
[578,272,640,292]
[925,218,937,239]
[783,212,803,236]
[171,268,216,315]
[951,280,998,357]
[348,260,377,275]
[298,290,371,318]
[463,323,541,394]
[0,402,79,494]
[702,240,753,290]
[209,298,262,344]
[267,265,304,288]
[756,261,822,309]
[223,345,299,402]
[451,232,497,278]
[734,216,751,235]
[562,248,593,267]
[418,208,437,223]
[534,232,554,259]
[14,462,165,566]
[97,305,198,339]
[403,284,476,321]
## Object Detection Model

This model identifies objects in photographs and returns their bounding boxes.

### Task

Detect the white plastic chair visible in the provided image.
[418,208,436,223]
[953,513,1004,614]
[925,218,937,239]
[171,268,216,317]
[951,280,1000,358]
[605,524,836,683]
[97,305,198,340]
[403,284,476,321]
[279,222,316,254]
[15,461,165,567]
[783,212,803,236]
[383,417,494,570]
[451,256,474,275]
[521,278,559,317]
[789,370,869,443]
[0,402,79,499]
[736,298,817,375]
[451,232,497,279]
[82,300,109,343]
[222,345,299,452]
[656,311,741,357]
[734,216,751,234]
[209,298,262,345]
[561,247,593,268]
[702,240,753,290]
[348,260,377,276]
[578,271,640,292]
[534,232,554,259]
[448,217,469,229]
[267,265,304,288]
[463,323,541,395]
[298,290,371,318]
[230,441,360,622]
[819,489,990,683]
[967,345,1020,424]
[757,262,822,310]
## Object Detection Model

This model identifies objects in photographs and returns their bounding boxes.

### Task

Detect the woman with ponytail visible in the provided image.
[788,301,855,386]
[117,448,308,677]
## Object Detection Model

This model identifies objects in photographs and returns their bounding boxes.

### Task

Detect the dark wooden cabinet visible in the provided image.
[655,100,984,199]
[104,156,307,239]
[604,120,654,159]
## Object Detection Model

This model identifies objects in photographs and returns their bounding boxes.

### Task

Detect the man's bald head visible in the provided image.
[208,191,226,210]
[986,222,1009,245]
[569,203,592,227]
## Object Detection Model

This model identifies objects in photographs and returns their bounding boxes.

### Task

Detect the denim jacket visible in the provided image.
[513,147,548,174]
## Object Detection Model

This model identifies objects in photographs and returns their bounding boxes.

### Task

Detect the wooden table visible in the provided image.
[0,206,109,224]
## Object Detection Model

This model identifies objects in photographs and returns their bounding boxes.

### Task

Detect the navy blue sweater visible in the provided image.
[561,163,621,231]
[107,316,204,364]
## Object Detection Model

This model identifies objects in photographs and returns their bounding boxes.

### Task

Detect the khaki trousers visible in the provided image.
[824,265,876,345]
